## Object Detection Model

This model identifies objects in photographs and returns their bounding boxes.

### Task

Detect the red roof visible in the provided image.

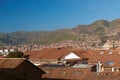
[41,67,120,80]
[87,50,120,67]
[41,67,89,80]
[26,47,120,67]
[25,48,90,60]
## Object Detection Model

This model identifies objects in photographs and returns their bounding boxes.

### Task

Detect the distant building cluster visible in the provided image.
[106,28,120,36]
[2,38,120,54]
[5,37,101,52]
[103,39,120,50]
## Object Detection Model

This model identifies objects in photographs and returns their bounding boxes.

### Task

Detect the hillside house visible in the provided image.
[0,58,45,80]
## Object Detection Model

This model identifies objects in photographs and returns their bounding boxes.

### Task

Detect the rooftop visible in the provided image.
[0,58,26,68]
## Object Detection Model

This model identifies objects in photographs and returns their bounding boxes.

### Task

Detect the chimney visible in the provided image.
[96,61,102,72]
[23,55,30,60]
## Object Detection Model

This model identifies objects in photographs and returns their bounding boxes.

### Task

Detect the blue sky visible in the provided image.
[0,0,120,32]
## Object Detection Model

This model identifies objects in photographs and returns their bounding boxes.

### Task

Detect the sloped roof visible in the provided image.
[41,67,120,80]
[84,72,120,80]
[26,48,120,67]
[0,58,25,68]
[87,50,120,67]
[0,58,45,80]
[0,58,45,74]
[41,66,120,80]
[25,48,90,60]
[41,67,89,80]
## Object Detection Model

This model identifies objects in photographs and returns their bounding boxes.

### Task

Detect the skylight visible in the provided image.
[105,61,114,66]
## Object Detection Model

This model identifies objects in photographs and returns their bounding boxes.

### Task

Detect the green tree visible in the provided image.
[7,51,24,58]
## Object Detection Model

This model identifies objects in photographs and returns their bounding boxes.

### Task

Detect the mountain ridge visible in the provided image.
[1,18,120,46]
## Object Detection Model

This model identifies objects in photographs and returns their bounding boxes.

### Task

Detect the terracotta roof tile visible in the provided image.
[25,48,89,59]
[42,68,120,80]
[0,58,25,68]
[41,67,120,80]
[41,67,90,80]
[87,50,120,67]
[26,48,120,67]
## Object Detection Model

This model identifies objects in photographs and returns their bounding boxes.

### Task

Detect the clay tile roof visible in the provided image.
[87,50,120,67]
[84,72,120,80]
[25,48,90,60]
[0,58,26,68]
[41,67,90,80]
[41,67,120,80]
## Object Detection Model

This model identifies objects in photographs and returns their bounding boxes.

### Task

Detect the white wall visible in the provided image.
[64,52,80,60]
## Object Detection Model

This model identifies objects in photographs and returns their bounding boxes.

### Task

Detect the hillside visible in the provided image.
[1,18,120,46]
[0,31,76,45]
